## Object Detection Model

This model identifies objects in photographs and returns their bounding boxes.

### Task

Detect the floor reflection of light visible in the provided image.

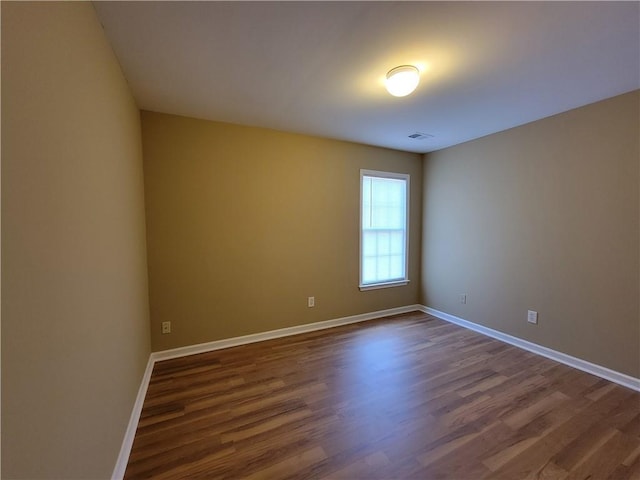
[334,329,413,426]
[355,335,401,373]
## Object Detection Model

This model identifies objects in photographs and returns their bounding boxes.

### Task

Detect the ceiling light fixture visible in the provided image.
[385,65,420,97]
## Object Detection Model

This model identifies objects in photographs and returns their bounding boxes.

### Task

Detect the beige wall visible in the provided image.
[141,111,422,351]
[2,4,635,478]
[421,91,640,377]
[2,3,151,478]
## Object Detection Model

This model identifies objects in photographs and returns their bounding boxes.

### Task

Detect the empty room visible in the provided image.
[2,1,639,479]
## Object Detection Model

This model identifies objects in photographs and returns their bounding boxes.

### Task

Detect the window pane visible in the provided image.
[368,178,406,229]
[362,231,377,256]
[389,231,404,255]
[362,257,377,284]
[377,256,390,281]
[389,254,404,279]
[377,231,390,255]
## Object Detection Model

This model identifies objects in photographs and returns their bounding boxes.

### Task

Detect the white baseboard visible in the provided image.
[111,355,155,480]
[111,304,422,478]
[152,304,423,362]
[113,303,639,478]
[419,305,640,392]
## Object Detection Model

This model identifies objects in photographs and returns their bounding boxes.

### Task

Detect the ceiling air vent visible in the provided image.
[408,132,434,140]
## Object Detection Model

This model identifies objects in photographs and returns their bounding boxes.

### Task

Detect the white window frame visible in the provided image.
[359,169,410,291]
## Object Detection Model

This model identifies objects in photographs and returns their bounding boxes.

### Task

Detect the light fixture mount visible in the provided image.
[385,65,420,97]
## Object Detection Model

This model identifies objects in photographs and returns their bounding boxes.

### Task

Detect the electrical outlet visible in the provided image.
[459,294,467,304]
[161,321,171,334]
[308,296,315,308]
[527,310,538,324]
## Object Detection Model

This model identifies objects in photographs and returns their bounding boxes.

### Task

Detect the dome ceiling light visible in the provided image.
[385,65,420,97]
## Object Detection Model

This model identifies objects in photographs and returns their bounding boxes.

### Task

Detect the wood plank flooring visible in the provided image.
[125,312,640,479]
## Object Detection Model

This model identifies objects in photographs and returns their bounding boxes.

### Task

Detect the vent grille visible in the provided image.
[408,132,434,140]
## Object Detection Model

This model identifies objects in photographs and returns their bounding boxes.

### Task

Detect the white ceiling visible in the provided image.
[93,1,640,154]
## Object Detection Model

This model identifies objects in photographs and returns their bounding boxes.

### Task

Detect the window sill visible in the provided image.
[359,280,410,291]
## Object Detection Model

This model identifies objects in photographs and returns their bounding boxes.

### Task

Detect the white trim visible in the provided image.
[359,280,410,291]
[152,305,422,362]
[111,355,155,480]
[359,169,410,289]
[113,303,640,476]
[419,305,640,392]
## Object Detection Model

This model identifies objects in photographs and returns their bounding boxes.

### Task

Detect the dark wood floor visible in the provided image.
[125,312,640,479]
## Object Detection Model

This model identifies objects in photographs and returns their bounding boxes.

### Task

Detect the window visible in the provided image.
[360,170,409,290]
